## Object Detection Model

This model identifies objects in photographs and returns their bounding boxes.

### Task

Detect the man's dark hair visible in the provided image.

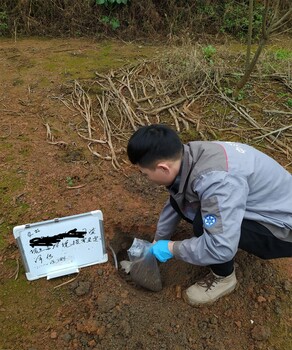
[127,124,183,168]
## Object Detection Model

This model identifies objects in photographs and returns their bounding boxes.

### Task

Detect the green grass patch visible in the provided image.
[42,42,160,81]
[0,272,69,348]
[274,48,292,61]
[0,171,29,249]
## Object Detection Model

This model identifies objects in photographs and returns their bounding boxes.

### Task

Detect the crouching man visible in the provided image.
[127,124,292,306]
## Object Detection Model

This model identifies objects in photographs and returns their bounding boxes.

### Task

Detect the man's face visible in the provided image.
[138,164,174,186]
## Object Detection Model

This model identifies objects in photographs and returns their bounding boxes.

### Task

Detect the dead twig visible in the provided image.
[48,141,68,147]
[53,274,79,289]
[9,259,19,280]
[51,95,76,112]
[263,110,292,116]
[44,122,54,142]
[253,124,292,140]
[96,93,120,170]
[43,122,67,146]
[76,126,107,144]
[87,143,112,161]
[139,94,196,115]
[217,90,292,157]
[72,81,94,139]
[66,184,87,189]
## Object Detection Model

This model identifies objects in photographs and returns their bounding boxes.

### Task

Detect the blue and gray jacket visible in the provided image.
[154,141,292,266]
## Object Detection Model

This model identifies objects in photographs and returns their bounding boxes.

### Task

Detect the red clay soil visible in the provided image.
[0,38,291,350]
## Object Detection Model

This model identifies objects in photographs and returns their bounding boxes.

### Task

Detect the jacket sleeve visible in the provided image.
[173,171,248,266]
[154,198,181,241]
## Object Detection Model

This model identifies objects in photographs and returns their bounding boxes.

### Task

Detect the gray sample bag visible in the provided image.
[127,238,162,292]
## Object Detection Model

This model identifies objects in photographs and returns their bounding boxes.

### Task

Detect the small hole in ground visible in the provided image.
[109,226,153,289]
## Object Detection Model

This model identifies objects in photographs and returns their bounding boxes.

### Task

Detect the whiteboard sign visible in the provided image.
[13,210,108,281]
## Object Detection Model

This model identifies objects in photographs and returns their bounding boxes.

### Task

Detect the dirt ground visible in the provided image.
[0,37,291,350]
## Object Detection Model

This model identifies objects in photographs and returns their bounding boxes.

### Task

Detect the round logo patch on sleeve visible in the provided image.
[204,214,217,227]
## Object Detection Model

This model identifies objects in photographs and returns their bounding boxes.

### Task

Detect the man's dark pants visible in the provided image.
[191,211,292,277]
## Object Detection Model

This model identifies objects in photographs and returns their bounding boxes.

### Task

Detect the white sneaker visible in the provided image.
[183,270,237,306]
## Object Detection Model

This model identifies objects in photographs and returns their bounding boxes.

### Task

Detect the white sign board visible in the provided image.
[13,210,108,280]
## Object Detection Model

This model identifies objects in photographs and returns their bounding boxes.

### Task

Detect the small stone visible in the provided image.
[283,280,290,292]
[69,281,79,290]
[274,305,282,315]
[198,321,208,331]
[251,325,271,341]
[88,339,96,347]
[257,295,266,303]
[72,339,79,349]
[96,325,106,338]
[175,285,182,299]
[235,321,242,328]
[62,333,72,342]
[50,331,58,339]
[80,336,88,346]
[120,290,129,298]
[75,281,91,296]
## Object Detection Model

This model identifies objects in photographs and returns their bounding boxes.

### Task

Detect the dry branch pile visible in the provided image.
[54,51,292,170]
[70,55,217,170]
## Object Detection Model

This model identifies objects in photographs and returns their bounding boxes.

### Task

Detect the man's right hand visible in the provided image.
[149,240,174,262]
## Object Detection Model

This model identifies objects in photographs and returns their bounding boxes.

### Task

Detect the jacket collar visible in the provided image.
[167,144,193,195]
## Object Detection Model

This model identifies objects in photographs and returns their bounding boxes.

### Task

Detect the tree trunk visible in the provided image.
[245,0,254,71]
[235,36,267,96]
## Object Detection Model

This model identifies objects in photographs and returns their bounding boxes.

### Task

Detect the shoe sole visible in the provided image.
[182,282,238,307]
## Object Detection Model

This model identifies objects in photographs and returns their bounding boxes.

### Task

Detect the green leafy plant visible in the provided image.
[0,11,8,35]
[222,2,264,41]
[96,0,128,30]
[274,49,292,61]
[277,92,288,98]
[66,177,74,187]
[236,90,245,101]
[202,45,216,63]
[100,15,120,30]
[223,87,233,96]
[287,98,292,108]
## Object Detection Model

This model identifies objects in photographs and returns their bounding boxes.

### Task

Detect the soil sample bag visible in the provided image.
[127,238,162,292]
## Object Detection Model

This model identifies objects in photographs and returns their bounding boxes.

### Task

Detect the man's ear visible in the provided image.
[156,162,170,173]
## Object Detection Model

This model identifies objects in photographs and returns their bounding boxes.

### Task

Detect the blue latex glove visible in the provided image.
[149,240,173,262]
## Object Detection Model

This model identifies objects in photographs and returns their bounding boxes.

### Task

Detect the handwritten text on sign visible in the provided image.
[27,227,101,269]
